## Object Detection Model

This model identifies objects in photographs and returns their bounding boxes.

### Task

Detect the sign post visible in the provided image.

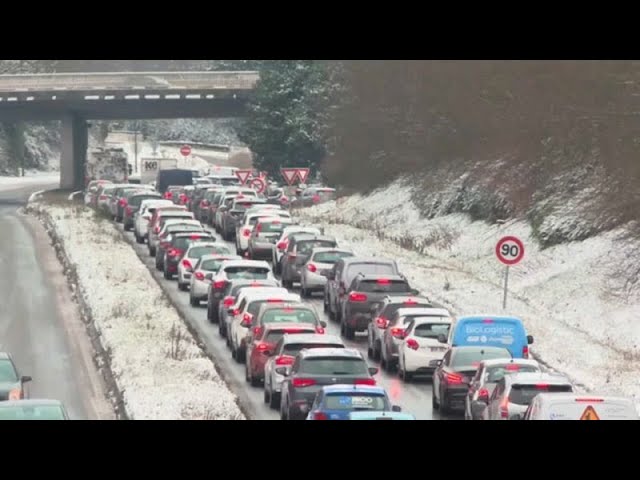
[180,145,192,165]
[495,236,525,310]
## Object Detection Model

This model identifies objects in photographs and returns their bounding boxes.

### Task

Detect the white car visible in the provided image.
[189,254,242,306]
[397,313,453,382]
[177,242,233,291]
[214,189,258,231]
[133,199,174,244]
[271,226,322,274]
[235,209,291,255]
[147,208,193,256]
[520,393,639,420]
[227,289,299,362]
[300,247,354,297]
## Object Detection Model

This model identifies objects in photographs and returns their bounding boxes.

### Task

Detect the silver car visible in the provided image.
[482,372,573,420]
[263,333,345,409]
[189,254,241,306]
[271,226,321,274]
[300,247,354,298]
[133,199,174,244]
[177,242,232,291]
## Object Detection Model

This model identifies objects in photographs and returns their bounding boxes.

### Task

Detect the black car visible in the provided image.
[122,191,162,231]
[211,278,280,329]
[156,169,193,194]
[340,273,417,340]
[161,231,215,280]
[0,353,32,401]
[278,348,378,420]
[432,346,512,414]
[280,234,338,288]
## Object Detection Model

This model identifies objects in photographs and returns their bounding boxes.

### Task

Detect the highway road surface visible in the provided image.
[0,179,113,419]
[118,221,453,420]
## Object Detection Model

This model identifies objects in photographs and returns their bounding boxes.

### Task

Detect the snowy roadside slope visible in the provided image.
[0,173,59,188]
[298,181,640,402]
[28,202,245,420]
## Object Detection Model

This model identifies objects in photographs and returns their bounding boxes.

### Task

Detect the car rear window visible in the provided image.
[234,201,262,211]
[283,343,345,356]
[451,348,511,367]
[298,240,336,255]
[313,251,354,264]
[189,245,230,258]
[413,321,451,338]
[382,302,432,318]
[300,357,368,375]
[258,222,286,233]
[224,266,270,280]
[174,236,213,250]
[200,258,231,271]
[324,393,387,411]
[166,226,202,235]
[0,360,18,382]
[509,384,573,406]
[265,328,316,343]
[261,308,318,325]
[485,364,540,383]
[346,263,395,281]
[130,195,161,207]
[220,178,240,186]
[359,279,411,293]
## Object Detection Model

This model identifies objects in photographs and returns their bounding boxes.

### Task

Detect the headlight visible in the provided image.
[8,388,22,400]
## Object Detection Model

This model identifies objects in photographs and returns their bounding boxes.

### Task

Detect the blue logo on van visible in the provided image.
[453,316,530,358]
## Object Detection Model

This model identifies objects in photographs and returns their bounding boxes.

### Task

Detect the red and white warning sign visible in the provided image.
[280,168,299,186]
[296,168,310,184]
[250,177,266,194]
[495,236,525,266]
[180,145,192,157]
[235,169,252,185]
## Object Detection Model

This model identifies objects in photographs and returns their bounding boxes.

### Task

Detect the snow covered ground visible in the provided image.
[297,179,640,402]
[0,172,59,188]
[27,201,245,420]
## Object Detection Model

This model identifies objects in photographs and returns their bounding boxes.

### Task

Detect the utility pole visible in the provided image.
[134,125,139,174]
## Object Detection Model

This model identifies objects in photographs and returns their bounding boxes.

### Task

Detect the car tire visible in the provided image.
[323,293,329,312]
[373,341,382,362]
[384,357,395,373]
[401,363,413,383]
[280,399,287,420]
[149,247,155,257]
[236,348,245,363]
[270,391,280,410]
[432,388,440,410]
[440,391,450,414]
[301,286,309,298]
[124,224,131,231]
[135,232,144,244]
[264,386,270,404]
[367,345,374,359]
[208,305,218,323]
[190,296,199,307]
[163,269,172,280]
[344,322,355,341]
[245,362,251,383]
[178,282,187,292]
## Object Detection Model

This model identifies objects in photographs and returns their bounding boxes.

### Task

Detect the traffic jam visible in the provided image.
[83,163,640,421]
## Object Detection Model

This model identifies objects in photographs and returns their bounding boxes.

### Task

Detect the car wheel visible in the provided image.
[245,362,251,383]
[323,293,329,312]
[178,282,187,292]
[264,385,270,404]
[149,247,155,257]
[250,373,261,388]
[231,344,237,359]
[344,322,355,341]
[190,295,199,307]
[163,268,172,280]
[124,224,131,231]
[301,286,308,298]
[440,390,450,414]
[280,398,288,420]
[432,387,440,410]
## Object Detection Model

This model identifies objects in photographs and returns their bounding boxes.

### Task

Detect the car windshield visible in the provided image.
[0,360,18,382]
[189,245,230,258]
[324,393,388,411]
[300,357,368,375]
[298,240,336,255]
[201,258,233,271]
[412,321,451,338]
[451,348,511,367]
[224,266,270,280]
[358,279,410,293]
[174,236,213,250]
[313,251,353,264]
[261,308,318,324]
[283,343,345,356]
[485,364,540,383]
[0,405,66,420]
[509,384,573,406]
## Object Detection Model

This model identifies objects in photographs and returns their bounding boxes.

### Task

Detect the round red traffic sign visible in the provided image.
[250,177,266,194]
[496,236,525,266]
[180,145,192,157]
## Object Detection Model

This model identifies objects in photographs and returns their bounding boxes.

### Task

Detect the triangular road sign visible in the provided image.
[296,168,310,184]
[580,405,600,420]
[280,168,298,186]
[235,169,252,185]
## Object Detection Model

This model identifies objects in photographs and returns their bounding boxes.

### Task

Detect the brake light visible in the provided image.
[477,388,489,402]
[575,398,604,402]
[283,328,306,334]
[482,318,494,324]
[312,194,321,203]
[165,192,173,199]
[189,234,202,240]
[167,248,182,258]
[500,396,509,418]
[534,383,549,389]
[292,378,316,388]
[406,338,419,350]
[256,343,271,352]
[200,200,209,207]
[243,228,251,237]
[231,308,240,316]
[355,378,376,386]
[154,226,160,233]
[213,280,225,289]
[125,206,133,215]
[256,223,262,232]
[505,364,520,371]
[404,298,418,305]
[275,355,294,366]
[444,372,463,384]
[348,292,367,302]
[241,314,253,327]
[376,278,390,284]
[390,327,405,338]
[315,326,325,334]
[119,198,127,207]
[277,241,287,250]
[307,263,317,273]
[182,259,193,270]
[267,298,284,303]
[253,326,263,336]
[195,271,205,281]
[522,345,529,358]
[375,317,389,329]
[313,411,328,420]
[223,296,234,307]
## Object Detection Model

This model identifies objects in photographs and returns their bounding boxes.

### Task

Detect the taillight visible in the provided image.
[275,355,294,366]
[505,364,520,371]
[348,292,367,302]
[313,411,328,420]
[99,195,107,200]
[242,228,251,237]
[8,388,22,401]
[522,345,529,358]
[266,298,284,303]
[165,192,173,199]
[241,313,253,327]
[375,317,388,329]
[125,206,133,215]
[118,198,127,207]
[307,263,317,273]
[534,383,549,389]
[312,194,320,203]
[444,372,463,384]
[195,271,205,281]
[354,378,376,386]
[500,396,509,419]
[376,278,390,284]
[223,296,234,307]
[167,248,183,258]
[406,338,419,350]
[253,326,263,336]
[277,241,287,250]
[315,326,325,334]
[292,378,316,388]
[390,327,405,338]
[256,343,271,352]
[231,308,240,316]
[477,388,489,402]
[200,200,209,207]
[182,259,193,271]
[213,280,225,289]
[404,298,418,305]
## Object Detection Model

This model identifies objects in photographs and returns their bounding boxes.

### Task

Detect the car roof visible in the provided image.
[173,232,212,239]
[199,254,241,261]
[503,372,572,386]
[230,279,279,288]
[221,259,271,268]
[292,235,336,243]
[311,247,353,254]
[481,358,540,368]
[342,256,396,265]
[282,333,342,345]
[383,295,431,304]
[457,314,524,323]
[300,347,362,359]
[322,384,386,395]
[396,307,451,318]
[130,191,161,198]
[356,273,406,281]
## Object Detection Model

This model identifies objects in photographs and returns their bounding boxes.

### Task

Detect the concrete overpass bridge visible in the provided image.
[0,71,260,188]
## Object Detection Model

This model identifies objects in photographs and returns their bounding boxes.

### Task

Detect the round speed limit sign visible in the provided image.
[496,236,525,266]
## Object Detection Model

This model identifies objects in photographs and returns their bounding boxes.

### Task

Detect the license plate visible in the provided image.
[430,347,446,352]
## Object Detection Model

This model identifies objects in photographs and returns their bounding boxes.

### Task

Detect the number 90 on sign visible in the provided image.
[495,236,525,266]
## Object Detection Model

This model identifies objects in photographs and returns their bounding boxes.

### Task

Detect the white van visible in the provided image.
[518,393,639,420]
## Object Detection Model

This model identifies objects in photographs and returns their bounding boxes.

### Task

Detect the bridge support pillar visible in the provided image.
[60,113,88,190]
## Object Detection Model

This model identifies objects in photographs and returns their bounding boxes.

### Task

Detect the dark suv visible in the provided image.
[278,348,378,420]
[340,274,417,340]
[281,234,338,288]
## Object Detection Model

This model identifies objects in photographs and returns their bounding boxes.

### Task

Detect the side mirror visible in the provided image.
[435,359,443,367]
[437,334,448,344]
[320,320,327,328]
[227,308,236,315]
[471,400,487,418]
[391,405,402,412]
[275,367,289,376]
[410,289,420,295]
[21,375,32,383]
[527,335,534,345]
[205,273,213,281]
[368,367,379,376]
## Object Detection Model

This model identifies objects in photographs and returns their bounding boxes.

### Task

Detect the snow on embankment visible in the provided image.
[298,179,640,401]
[27,202,245,420]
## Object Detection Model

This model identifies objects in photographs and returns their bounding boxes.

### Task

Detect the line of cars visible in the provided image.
[85,175,639,421]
